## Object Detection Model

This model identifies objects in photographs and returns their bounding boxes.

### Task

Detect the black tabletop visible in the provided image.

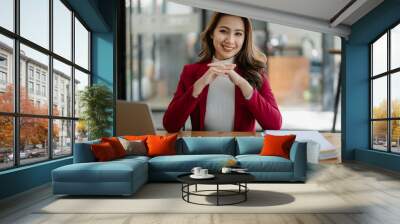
[177,172,255,185]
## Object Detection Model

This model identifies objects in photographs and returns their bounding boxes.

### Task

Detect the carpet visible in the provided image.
[37,183,362,214]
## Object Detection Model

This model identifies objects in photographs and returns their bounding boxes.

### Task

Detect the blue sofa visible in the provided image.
[52,137,307,196]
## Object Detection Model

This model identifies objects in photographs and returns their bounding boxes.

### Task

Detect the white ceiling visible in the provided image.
[227,0,352,22]
[169,0,384,38]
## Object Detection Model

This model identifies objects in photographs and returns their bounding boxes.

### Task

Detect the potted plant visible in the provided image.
[79,84,113,140]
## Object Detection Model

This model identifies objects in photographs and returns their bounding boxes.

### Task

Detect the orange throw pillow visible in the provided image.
[260,134,296,159]
[91,142,117,161]
[146,134,178,157]
[123,135,148,141]
[101,137,126,158]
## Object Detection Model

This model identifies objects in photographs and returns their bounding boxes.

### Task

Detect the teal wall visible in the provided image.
[0,0,119,200]
[343,0,400,171]
[91,0,117,136]
[92,33,114,87]
[92,32,115,136]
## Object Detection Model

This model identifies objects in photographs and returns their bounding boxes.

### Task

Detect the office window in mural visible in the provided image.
[371,23,400,153]
[125,1,342,132]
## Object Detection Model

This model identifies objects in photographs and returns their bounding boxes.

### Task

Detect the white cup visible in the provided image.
[191,167,202,176]
[200,169,208,176]
[221,167,232,174]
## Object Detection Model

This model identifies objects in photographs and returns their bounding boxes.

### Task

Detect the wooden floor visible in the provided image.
[1,161,400,224]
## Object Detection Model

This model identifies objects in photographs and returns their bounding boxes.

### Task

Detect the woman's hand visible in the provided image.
[208,63,254,99]
[192,65,233,98]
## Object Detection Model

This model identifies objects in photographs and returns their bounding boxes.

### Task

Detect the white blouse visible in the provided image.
[204,56,235,131]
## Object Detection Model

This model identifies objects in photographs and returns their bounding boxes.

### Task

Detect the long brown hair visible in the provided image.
[198,12,267,89]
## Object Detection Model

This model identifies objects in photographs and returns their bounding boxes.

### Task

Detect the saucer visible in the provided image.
[190,174,215,179]
[232,170,249,174]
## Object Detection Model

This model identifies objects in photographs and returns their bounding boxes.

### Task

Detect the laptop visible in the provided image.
[116,100,156,136]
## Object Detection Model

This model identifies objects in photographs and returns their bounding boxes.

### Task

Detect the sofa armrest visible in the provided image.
[289,142,307,182]
[73,140,100,163]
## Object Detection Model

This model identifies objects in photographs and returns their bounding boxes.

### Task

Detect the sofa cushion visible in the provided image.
[177,137,236,155]
[115,155,150,163]
[147,134,178,157]
[101,137,127,158]
[53,163,133,183]
[236,155,293,172]
[148,154,235,172]
[235,137,263,155]
[118,138,147,156]
[91,142,118,161]
[123,135,148,141]
[260,134,296,159]
[53,158,147,183]
[73,140,101,163]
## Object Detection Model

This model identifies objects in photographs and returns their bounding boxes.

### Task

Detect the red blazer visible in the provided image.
[163,60,282,132]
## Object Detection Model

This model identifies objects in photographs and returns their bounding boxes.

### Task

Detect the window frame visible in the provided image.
[0,70,7,85]
[0,0,92,171]
[370,20,400,154]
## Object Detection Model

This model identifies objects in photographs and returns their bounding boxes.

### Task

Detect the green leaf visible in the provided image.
[79,84,113,140]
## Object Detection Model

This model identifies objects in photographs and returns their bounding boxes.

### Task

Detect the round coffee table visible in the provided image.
[177,173,255,206]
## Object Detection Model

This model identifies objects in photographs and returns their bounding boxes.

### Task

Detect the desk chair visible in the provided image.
[116,100,156,136]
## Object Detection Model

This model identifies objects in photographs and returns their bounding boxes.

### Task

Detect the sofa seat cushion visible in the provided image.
[116,155,150,163]
[53,159,147,183]
[236,155,293,172]
[149,154,235,172]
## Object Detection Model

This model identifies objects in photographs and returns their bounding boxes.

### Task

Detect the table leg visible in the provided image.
[245,183,247,201]
[217,184,219,206]
[181,184,183,199]
[188,184,190,202]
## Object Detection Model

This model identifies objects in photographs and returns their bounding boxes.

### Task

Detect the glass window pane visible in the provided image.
[74,18,89,70]
[20,0,49,49]
[391,120,400,153]
[20,117,49,165]
[372,76,387,119]
[391,72,400,118]
[53,119,72,158]
[372,33,387,76]
[0,34,14,112]
[166,2,193,14]
[391,24,400,70]
[0,116,14,170]
[20,44,49,115]
[53,59,72,117]
[74,69,89,118]
[53,0,72,60]
[0,0,14,31]
[372,121,388,151]
[75,120,88,143]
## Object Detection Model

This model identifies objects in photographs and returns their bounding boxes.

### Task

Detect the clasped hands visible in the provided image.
[192,62,253,98]
[206,62,242,86]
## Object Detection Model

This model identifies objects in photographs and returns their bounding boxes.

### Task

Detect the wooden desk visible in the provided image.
[178,131,262,137]
[156,131,262,137]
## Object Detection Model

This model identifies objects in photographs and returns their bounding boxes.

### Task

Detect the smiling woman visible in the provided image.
[209,16,245,62]
[163,12,282,132]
